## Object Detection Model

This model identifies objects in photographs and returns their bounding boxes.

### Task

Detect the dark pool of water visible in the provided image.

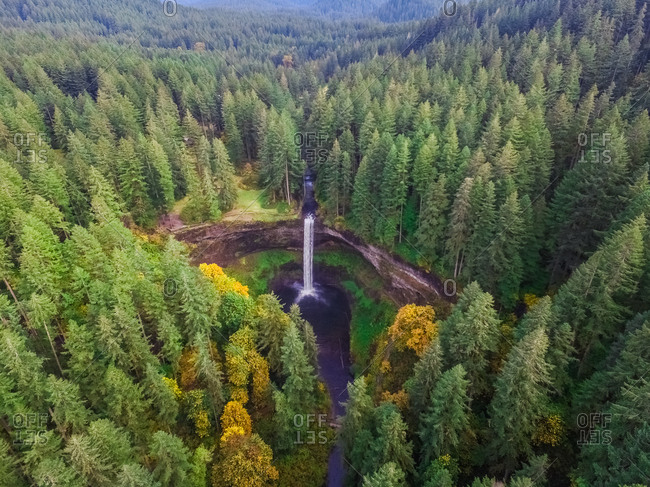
[273,282,352,487]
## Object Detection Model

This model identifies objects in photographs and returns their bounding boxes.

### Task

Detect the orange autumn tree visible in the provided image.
[200,263,249,297]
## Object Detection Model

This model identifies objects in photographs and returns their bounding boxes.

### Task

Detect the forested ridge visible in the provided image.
[1,0,650,485]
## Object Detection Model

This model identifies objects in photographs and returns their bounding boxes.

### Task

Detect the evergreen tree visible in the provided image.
[406,339,443,418]
[416,175,448,263]
[490,192,525,308]
[212,138,238,212]
[489,328,551,473]
[418,364,470,467]
[149,431,191,487]
[446,178,474,278]
[362,462,407,487]
[280,323,317,411]
[440,282,501,397]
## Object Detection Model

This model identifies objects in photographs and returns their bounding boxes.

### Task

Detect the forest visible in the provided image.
[0,0,649,485]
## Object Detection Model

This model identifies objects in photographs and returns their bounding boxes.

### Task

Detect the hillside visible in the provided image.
[178,0,450,21]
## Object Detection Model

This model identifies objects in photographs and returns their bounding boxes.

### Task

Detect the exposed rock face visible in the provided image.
[174,220,452,306]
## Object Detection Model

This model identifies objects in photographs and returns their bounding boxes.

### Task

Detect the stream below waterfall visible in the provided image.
[274,283,352,487]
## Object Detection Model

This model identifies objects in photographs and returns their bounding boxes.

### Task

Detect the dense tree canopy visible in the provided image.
[2,0,650,485]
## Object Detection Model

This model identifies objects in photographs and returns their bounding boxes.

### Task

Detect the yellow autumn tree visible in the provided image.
[220,401,252,437]
[212,433,279,487]
[534,414,565,446]
[162,377,183,400]
[200,263,249,297]
[225,327,260,404]
[388,304,438,357]
[248,353,271,408]
[179,347,200,390]
[186,389,211,438]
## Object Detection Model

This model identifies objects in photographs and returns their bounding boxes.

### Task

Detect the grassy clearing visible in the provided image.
[342,280,397,370]
[222,179,297,222]
[225,250,299,296]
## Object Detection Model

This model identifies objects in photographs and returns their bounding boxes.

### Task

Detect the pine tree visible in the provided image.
[413,134,439,212]
[149,431,191,487]
[370,403,414,475]
[101,365,150,436]
[489,328,551,473]
[465,178,496,287]
[255,294,291,373]
[281,323,317,411]
[362,462,407,487]
[446,177,474,278]
[321,139,343,216]
[116,464,160,487]
[416,175,448,263]
[143,363,179,428]
[440,282,501,397]
[406,339,443,418]
[260,109,303,204]
[490,192,525,308]
[359,111,378,158]
[117,138,153,226]
[352,152,376,240]
[341,376,374,453]
[212,138,238,212]
[552,216,646,375]
[418,364,470,467]
[65,433,115,486]
[289,304,319,372]
[439,119,460,177]
[48,375,90,438]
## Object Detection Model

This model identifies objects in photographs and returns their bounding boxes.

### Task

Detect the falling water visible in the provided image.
[303,214,315,294]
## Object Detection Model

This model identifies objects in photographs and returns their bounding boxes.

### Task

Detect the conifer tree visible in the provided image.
[212,138,238,212]
[149,431,191,487]
[117,138,153,226]
[413,133,439,212]
[281,323,317,411]
[341,376,374,453]
[440,282,500,397]
[489,328,551,473]
[362,462,407,487]
[446,177,474,278]
[406,339,443,418]
[418,364,470,467]
[552,216,646,373]
[490,191,525,308]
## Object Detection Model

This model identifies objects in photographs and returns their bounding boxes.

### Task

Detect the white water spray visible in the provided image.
[303,214,315,294]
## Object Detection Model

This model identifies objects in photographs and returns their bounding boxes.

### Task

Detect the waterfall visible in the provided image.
[303,214,315,293]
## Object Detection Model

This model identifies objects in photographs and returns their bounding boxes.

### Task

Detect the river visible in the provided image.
[274,283,352,487]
